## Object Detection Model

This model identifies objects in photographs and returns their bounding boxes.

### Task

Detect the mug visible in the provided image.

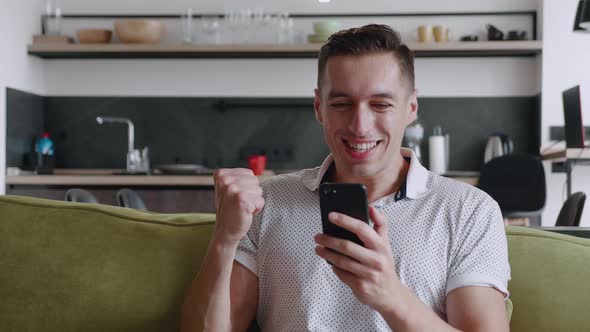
[248,155,267,176]
[417,25,431,43]
[433,25,450,42]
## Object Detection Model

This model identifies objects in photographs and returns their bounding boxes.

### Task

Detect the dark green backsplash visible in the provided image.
[7,93,540,171]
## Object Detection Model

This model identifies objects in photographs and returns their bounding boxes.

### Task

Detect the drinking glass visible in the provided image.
[44,0,62,35]
[181,8,194,43]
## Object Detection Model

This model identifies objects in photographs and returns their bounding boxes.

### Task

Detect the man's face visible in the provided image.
[314,52,417,179]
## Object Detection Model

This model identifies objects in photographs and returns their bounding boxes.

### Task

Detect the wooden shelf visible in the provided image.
[28,41,542,59]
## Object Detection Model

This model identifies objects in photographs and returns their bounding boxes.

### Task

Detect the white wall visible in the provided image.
[44,0,541,97]
[3,0,545,198]
[44,58,539,97]
[57,0,538,15]
[0,0,46,195]
[541,0,590,226]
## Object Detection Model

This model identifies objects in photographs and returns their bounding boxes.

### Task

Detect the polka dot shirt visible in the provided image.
[235,148,511,331]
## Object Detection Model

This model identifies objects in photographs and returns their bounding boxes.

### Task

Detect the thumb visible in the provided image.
[253,196,265,214]
[369,206,389,238]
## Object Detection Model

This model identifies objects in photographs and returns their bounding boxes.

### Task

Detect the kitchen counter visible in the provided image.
[6,169,479,187]
[5,169,276,187]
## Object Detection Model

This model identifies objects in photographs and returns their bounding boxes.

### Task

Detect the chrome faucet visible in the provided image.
[96,116,150,173]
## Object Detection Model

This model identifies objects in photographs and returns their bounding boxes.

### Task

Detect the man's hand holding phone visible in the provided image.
[315,189,404,315]
[213,168,265,246]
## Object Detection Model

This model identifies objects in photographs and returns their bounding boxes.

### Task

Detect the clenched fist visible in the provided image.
[212,168,265,245]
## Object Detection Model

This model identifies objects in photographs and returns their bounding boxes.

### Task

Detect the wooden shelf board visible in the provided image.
[28,41,542,59]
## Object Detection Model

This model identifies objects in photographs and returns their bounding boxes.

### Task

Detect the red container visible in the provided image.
[248,155,267,176]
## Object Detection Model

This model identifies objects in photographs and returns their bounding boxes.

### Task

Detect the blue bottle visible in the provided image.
[36,132,54,156]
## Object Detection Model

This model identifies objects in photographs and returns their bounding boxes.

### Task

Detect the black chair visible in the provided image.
[478,154,546,218]
[116,188,147,211]
[64,188,99,204]
[555,192,586,227]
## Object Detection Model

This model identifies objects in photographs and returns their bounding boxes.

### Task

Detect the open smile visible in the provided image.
[342,139,382,159]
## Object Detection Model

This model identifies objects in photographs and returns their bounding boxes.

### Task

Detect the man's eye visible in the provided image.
[373,103,392,108]
[331,103,351,108]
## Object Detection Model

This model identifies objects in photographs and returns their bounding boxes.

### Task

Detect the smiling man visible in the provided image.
[182,25,510,332]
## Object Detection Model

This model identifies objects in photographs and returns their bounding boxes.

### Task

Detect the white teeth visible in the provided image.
[346,141,378,152]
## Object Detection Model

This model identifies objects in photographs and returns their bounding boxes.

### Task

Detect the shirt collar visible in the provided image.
[302,147,430,200]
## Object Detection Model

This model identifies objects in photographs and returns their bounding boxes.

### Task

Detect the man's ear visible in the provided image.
[314,88,324,125]
[406,89,418,125]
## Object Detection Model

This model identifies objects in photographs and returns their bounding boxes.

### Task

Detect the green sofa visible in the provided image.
[1,195,589,331]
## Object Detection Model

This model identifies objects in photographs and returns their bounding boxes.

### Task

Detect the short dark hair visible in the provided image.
[317,24,415,91]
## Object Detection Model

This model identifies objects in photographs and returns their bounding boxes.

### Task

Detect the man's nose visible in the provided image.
[349,105,373,137]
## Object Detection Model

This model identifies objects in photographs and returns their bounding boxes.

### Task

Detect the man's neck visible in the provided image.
[333,155,410,203]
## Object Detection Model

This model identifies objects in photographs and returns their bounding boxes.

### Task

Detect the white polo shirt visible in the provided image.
[235,148,510,332]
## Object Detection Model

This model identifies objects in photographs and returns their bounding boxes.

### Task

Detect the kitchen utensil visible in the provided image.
[43,0,62,35]
[114,20,165,44]
[154,164,214,175]
[417,25,432,43]
[429,126,448,174]
[506,30,528,40]
[307,20,339,44]
[484,133,514,163]
[248,155,267,176]
[201,15,221,44]
[76,29,113,43]
[32,35,73,44]
[404,120,424,162]
[486,24,505,41]
[313,21,340,35]
[460,35,479,41]
[181,8,194,43]
[433,25,450,42]
[307,34,330,43]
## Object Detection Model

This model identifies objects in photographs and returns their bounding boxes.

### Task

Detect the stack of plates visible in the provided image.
[308,21,340,44]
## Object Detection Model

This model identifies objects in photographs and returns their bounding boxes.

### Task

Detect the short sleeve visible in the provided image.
[234,210,263,276]
[446,196,511,298]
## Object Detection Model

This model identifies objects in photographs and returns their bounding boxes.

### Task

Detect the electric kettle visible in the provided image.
[484,133,513,163]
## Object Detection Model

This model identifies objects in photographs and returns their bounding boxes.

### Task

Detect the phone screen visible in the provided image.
[319,183,370,246]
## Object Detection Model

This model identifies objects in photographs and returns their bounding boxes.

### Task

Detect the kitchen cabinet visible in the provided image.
[6,185,216,213]
[4,169,275,213]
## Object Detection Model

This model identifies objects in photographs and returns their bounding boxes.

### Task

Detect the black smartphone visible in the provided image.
[319,183,370,246]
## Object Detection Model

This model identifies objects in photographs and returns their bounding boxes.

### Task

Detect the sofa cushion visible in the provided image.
[506,226,590,332]
[0,195,215,332]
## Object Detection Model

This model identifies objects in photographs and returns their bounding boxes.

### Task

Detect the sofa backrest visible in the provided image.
[506,226,590,332]
[0,195,215,332]
[2,195,590,332]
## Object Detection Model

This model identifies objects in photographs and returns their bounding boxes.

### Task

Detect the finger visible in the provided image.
[328,212,382,250]
[314,233,381,268]
[236,185,263,197]
[217,174,260,190]
[252,195,265,214]
[214,168,254,178]
[235,192,265,214]
[331,265,359,289]
[369,206,389,239]
[315,246,371,279]
[220,178,262,196]
[214,169,256,190]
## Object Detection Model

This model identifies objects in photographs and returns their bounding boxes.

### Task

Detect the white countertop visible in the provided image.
[5,169,275,186]
[5,169,479,186]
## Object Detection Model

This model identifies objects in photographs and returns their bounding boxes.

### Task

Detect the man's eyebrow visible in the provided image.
[328,91,350,98]
[371,92,397,101]
[327,91,399,101]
